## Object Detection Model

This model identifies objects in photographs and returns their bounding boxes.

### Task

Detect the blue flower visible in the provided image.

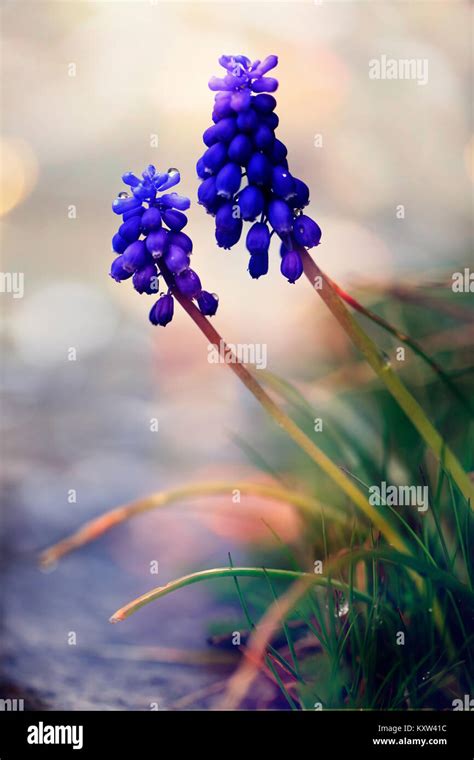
[197,55,322,283]
[149,293,174,326]
[110,166,219,325]
[293,215,322,248]
[249,250,269,279]
[280,250,303,284]
[197,291,219,316]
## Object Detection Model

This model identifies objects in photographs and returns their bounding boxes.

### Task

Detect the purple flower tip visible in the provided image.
[211,55,279,94]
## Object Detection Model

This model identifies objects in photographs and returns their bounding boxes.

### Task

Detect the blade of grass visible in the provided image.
[327,276,473,414]
[109,567,377,624]
[39,479,343,567]
[263,568,301,680]
[227,553,302,684]
[298,248,474,506]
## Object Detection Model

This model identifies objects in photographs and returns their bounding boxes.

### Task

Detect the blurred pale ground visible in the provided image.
[0,0,471,708]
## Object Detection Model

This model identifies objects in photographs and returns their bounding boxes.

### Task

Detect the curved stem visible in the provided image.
[173,290,408,553]
[39,480,343,568]
[109,566,375,623]
[298,248,473,507]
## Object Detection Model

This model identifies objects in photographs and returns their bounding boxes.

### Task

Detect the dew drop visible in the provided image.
[167,168,179,175]
[118,192,129,199]
[336,598,349,618]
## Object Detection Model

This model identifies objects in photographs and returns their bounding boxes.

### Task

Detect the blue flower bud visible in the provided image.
[216,201,240,231]
[158,193,190,211]
[249,251,269,279]
[268,138,287,164]
[253,55,278,77]
[216,221,242,249]
[175,268,202,298]
[268,199,294,234]
[132,183,153,201]
[219,54,251,70]
[198,176,219,213]
[196,157,208,179]
[272,166,296,200]
[112,232,128,254]
[202,126,218,147]
[197,290,219,316]
[119,216,142,243]
[246,222,270,256]
[254,124,275,151]
[263,112,279,130]
[121,240,149,273]
[212,93,233,120]
[236,109,259,132]
[215,162,242,199]
[247,153,272,186]
[162,209,187,231]
[133,263,159,294]
[202,142,228,174]
[140,206,162,232]
[112,195,142,215]
[238,185,264,221]
[151,171,168,188]
[122,205,145,221]
[230,89,252,112]
[121,172,141,187]
[293,214,321,247]
[228,134,253,164]
[110,255,133,282]
[203,117,237,146]
[251,76,278,93]
[156,170,181,192]
[146,228,168,259]
[164,244,190,274]
[290,178,310,209]
[280,250,303,283]
[252,93,277,114]
[149,294,174,326]
[167,230,193,254]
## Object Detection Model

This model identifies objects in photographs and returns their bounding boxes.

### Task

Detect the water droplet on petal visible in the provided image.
[118,191,129,199]
[167,168,179,175]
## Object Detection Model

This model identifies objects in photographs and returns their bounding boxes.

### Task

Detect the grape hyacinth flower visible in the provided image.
[197,55,322,283]
[110,165,219,326]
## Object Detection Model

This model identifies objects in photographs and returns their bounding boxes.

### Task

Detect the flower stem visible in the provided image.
[298,248,473,507]
[173,290,407,552]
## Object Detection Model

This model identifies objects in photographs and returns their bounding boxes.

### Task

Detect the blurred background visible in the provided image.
[0,0,472,709]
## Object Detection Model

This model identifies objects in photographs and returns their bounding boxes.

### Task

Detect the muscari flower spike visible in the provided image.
[197,55,322,283]
[110,165,219,326]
